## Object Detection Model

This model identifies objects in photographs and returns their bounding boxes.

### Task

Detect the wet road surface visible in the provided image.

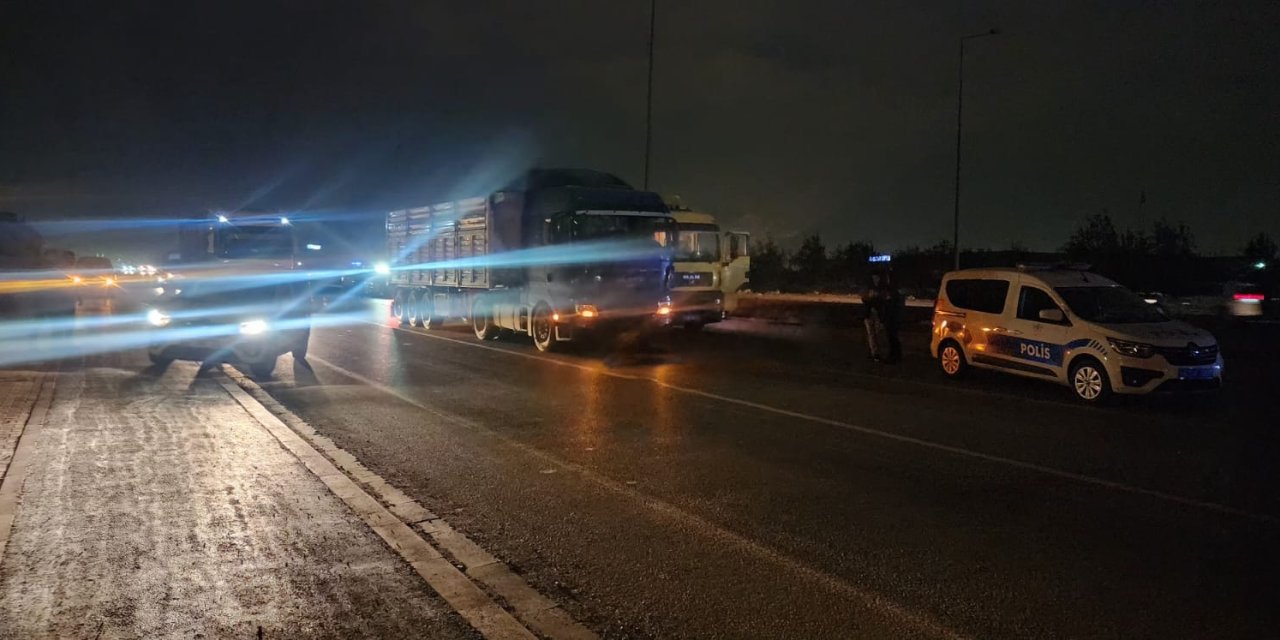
[247,301,1280,638]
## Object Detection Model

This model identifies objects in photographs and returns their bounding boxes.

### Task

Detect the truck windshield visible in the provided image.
[674,228,721,262]
[217,226,294,259]
[572,214,672,247]
[1055,286,1169,324]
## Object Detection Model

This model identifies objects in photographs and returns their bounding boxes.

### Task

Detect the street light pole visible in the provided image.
[643,0,657,190]
[953,28,999,270]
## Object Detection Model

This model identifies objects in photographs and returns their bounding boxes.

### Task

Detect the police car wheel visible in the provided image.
[938,341,968,378]
[1069,358,1112,403]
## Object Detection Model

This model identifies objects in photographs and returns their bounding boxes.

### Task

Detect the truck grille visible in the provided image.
[1155,343,1218,366]
[674,271,713,287]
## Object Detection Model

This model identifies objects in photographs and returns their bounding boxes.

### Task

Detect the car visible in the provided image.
[71,255,119,300]
[1221,266,1279,321]
[931,266,1223,403]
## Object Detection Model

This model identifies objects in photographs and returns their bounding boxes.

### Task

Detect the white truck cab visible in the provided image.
[931,266,1223,402]
[668,209,750,329]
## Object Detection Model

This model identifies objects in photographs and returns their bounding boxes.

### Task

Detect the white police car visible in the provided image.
[931,267,1223,403]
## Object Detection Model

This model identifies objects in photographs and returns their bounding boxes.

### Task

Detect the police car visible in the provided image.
[931,266,1223,403]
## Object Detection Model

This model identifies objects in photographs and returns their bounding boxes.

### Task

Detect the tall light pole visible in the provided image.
[953,28,999,270]
[643,0,657,189]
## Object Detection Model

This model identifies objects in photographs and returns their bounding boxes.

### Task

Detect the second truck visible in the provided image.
[386,169,676,351]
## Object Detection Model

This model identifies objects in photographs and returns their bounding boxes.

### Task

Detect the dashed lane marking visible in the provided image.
[367,321,1280,526]
[307,352,970,640]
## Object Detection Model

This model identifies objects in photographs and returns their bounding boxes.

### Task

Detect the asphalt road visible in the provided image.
[244,301,1278,638]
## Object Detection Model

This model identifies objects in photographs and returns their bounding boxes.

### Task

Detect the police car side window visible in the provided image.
[1017,286,1063,321]
[945,279,1009,314]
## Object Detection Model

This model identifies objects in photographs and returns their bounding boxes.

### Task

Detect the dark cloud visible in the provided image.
[2,0,1277,254]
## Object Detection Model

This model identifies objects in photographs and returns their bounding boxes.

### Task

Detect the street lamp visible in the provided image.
[643,0,657,189]
[952,28,999,270]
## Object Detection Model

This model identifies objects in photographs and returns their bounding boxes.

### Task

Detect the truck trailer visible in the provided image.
[386,169,676,351]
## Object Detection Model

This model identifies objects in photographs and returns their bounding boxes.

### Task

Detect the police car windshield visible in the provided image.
[1055,286,1168,324]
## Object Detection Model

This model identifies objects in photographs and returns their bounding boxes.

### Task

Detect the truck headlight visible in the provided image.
[373,261,391,275]
[146,309,171,327]
[574,304,599,319]
[239,319,270,335]
[656,302,672,316]
[1107,337,1153,358]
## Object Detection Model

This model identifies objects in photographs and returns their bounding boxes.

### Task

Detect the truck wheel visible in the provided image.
[531,303,557,352]
[421,294,440,329]
[471,299,498,340]
[410,292,426,328]
[391,290,404,319]
[249,358,277,379]
[291,327,311,360]
[147,348,173,366]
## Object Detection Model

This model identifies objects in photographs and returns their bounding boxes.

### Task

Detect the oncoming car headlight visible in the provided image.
[146,309,171,327]
[1107,337,1154,358]
[239,319,270,335]
[373,261,391,275]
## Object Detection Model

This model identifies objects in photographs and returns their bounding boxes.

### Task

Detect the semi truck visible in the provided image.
[145,211,312,377]
[666,208,751,329]
[386,169,676,351]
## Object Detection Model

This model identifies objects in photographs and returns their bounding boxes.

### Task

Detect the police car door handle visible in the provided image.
[993,327,1023,336]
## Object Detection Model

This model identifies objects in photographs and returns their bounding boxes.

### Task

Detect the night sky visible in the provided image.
[3,1,1278,256]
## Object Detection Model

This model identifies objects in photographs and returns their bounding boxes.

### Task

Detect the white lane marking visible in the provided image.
[0,375,55,561]
[308,352,969,640]
[217,371,538,640]
[223,366,597,640]
[365,320,1280,526]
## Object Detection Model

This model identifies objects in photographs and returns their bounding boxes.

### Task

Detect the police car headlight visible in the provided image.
[373,261,391,275]
[1107,338,1153,358]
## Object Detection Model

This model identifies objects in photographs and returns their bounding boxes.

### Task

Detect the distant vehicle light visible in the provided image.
[217,214,230,223]
[1255,261,1267,270]
[279,217,290,225]
[71,275,83,284]
[239,319,270,335]
[306,243,322,251]
[146,309,171,327]
[153,287,165,296]
[373,261,391,275]
[103,277,116,286]
[1142,297,1159,304]
[1233,293,1264,303]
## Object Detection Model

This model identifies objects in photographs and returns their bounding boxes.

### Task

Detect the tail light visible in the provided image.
[1233,293,1264,303]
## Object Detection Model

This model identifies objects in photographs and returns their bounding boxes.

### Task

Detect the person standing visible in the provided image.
[880,270,903,363]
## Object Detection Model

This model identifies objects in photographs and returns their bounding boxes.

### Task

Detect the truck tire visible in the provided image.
[410,291,426,328]
[471,298,498,340]
[393,290,410,326]
[421,294,440,329]
[531,303,557,352]
[249,358,277,379]
[291,327,311,360]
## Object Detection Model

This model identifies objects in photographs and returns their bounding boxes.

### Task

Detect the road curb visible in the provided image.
[0,374,55,562]
[219,365,597,640]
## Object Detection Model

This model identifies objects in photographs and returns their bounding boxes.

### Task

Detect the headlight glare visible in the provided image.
[239,319,270,335]
[146,309,171,327]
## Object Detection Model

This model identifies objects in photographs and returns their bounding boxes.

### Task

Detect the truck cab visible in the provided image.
[146,212,312,377]
[667,209,751,329]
